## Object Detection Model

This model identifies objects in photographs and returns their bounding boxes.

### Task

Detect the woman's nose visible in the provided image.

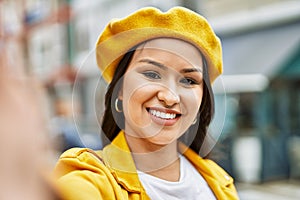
[157,87,180,108]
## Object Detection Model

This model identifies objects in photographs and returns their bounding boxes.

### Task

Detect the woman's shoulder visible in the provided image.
[58,147,104,163]
[183,148,239,198]
[199,158,239,199]
[54,148,119,199]
[54,148,106,176]
[182,146,233,182]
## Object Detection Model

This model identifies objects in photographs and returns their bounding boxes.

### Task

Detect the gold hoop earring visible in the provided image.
[115,98,122,113]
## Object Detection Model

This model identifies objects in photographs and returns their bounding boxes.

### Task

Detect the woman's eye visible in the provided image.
[142,71,161,79]
[180,77,198,86]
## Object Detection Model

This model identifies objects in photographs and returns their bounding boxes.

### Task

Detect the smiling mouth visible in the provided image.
[147,108,181,120]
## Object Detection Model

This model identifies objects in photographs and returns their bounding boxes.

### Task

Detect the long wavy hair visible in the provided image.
[101,41,214,154]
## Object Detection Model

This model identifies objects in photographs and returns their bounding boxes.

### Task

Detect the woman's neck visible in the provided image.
[125,134,181,181]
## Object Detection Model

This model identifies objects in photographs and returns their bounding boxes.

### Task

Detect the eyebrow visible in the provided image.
[139,58,203,73]
[139,59,167,70]
[180,68,202,73]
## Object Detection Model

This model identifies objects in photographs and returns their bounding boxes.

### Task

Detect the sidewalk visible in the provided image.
[237,180,300,200]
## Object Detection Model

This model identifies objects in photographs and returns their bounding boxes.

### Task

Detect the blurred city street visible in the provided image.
[237,180,300,200]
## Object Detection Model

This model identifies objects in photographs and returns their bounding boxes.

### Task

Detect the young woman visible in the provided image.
[54,7,239,200]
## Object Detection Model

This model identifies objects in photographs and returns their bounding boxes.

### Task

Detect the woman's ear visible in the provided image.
[118,89,123,101]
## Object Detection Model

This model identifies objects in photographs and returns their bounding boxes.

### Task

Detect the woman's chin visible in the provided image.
[147,135,177,146]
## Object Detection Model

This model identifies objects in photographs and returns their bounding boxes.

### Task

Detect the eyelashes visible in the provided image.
[179,77,199,86]
[141,71,201,86]
[141,71,161,79]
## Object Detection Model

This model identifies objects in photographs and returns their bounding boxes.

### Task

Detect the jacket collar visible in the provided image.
[101,131,233,194]
[178,143,233,188]
[102,130,142,193]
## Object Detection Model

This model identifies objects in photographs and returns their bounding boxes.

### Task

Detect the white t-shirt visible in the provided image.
[137,155,217,200]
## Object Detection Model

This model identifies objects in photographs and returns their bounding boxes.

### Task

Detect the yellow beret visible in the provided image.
[96,6,222,83]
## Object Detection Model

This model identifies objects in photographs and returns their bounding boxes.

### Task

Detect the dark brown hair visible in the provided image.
[101,43,214,154]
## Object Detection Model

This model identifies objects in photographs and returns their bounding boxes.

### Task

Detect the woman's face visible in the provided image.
[119,38,204,146]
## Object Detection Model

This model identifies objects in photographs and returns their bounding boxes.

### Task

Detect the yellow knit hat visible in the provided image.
[95,6,222,83]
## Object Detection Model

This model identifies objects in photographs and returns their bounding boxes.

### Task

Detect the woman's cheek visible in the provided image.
[183,89,203,117]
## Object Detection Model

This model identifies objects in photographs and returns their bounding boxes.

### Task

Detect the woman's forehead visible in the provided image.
[134,38,203,68]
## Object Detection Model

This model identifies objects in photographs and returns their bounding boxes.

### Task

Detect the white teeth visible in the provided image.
[149,109,176,119]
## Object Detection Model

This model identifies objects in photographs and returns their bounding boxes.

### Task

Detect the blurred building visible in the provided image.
[1,0,300,185]
[206,0,300,183]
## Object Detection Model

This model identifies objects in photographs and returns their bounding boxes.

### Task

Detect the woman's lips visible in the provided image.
[147,107,181,126]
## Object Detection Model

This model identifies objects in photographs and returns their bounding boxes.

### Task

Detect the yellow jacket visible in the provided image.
[54,131,239,199]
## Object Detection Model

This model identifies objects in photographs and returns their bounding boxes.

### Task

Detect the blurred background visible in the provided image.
[1,0,299,199]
